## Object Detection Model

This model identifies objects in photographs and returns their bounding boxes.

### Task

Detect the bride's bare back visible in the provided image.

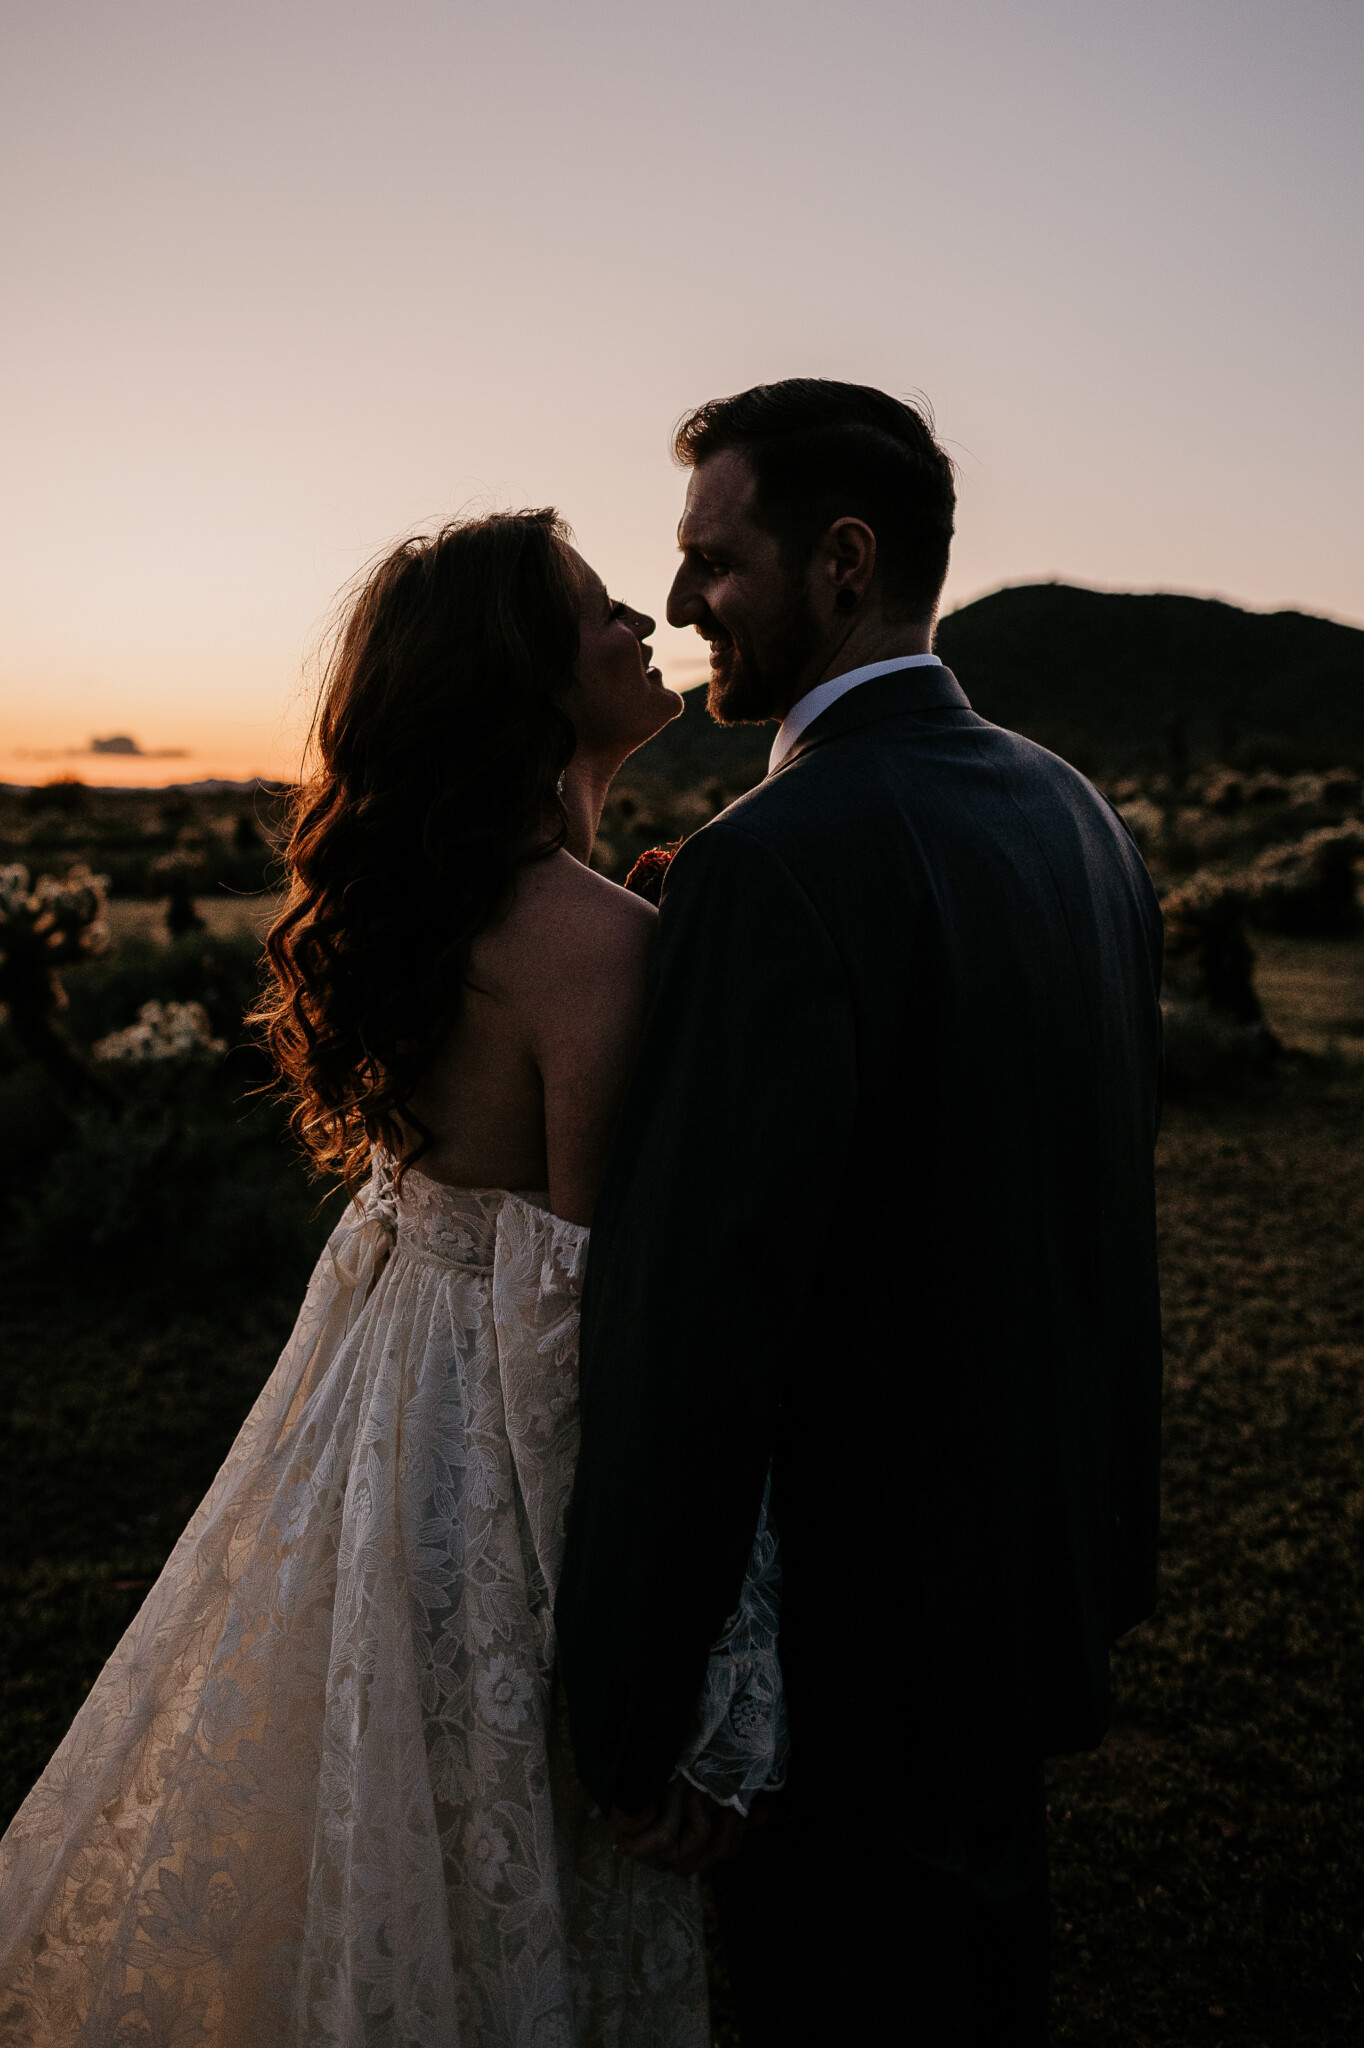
[406,851,657,1224]
[397,545,679,1225]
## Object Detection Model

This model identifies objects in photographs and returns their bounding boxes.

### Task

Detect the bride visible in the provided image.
[0,512,785,2047]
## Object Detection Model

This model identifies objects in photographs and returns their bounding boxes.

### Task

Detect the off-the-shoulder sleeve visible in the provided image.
[673,1476,787,1816]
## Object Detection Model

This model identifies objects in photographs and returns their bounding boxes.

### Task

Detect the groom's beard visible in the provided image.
[705,586,822,727]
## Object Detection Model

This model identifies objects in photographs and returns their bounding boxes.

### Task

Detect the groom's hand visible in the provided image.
[611,1781,746,1873]
[609,1782,681,1867]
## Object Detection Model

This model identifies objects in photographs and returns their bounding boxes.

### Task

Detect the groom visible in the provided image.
[556,379,1164,2042]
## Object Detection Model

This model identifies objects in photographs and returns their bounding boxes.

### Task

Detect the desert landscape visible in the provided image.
[2,584,1362,2045]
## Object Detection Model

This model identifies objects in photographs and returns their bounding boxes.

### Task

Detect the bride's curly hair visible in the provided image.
[257,510,580,1188]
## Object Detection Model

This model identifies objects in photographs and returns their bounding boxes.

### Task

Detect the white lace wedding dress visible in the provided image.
[0,1168,785,2048]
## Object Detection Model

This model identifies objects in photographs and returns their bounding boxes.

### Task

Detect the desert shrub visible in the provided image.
[2,1061,334,1298]
[0,791,279,900]
[1159,871,1280,1089]
[0,863,114,1106]
[1244,822,1364,936]
[1201,769,1244,815]
[92,999,225,1066]
[59,931,268,1054]
[1158,826,1364,1086]
[1321,766,1363,806]
[1116,796,1164,850]
[0,914,330,1300]
[1161,871,1264,1024]
[1242,770,1291,807]
[149,847,208,939]
[0,1058,72,1185]
[1160,997,1279,1090]
[20,778,86,816]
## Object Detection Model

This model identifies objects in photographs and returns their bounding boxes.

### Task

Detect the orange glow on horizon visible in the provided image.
[2,2,1360,783]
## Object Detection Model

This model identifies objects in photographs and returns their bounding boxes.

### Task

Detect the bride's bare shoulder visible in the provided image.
[474,850,656,998]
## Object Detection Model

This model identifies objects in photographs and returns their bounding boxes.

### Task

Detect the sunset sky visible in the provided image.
[2,0,1361,785]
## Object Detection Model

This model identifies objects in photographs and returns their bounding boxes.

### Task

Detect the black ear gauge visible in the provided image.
[835,589,857,613]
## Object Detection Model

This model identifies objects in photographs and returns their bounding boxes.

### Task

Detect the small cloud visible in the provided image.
[16,738,191,762]
[87,736,189,758]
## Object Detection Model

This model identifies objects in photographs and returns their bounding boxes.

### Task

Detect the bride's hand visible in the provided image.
[609,1781,686,1868]
[611,1782,746,1873]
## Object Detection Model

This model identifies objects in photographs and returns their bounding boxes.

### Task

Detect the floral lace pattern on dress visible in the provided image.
[676,1476,787,1815]
[0,1170,785,2048]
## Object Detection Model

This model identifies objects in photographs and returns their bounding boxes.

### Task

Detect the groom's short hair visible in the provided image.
[673,379,956,621]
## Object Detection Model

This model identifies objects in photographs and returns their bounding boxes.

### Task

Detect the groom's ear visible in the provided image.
[813,516,877,619]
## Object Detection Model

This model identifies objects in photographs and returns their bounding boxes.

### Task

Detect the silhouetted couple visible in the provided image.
[0,379,1163,2046]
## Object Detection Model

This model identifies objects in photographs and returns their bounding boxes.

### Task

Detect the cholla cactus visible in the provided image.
[0,862,113,1101]
[94,1000,226,1067]
[0,862,110,967]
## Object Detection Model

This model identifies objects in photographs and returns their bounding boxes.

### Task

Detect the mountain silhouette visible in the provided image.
[934,584,1364,776]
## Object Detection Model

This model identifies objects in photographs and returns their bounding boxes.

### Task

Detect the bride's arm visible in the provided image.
[672,1473,787,1816]
[517,853,658,1226]
[614,1476,785,1872]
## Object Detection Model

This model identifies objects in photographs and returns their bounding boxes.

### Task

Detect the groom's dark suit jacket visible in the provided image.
[556,665,1164,1816]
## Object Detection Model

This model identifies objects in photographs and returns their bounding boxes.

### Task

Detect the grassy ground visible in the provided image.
[1,943,1361,2045]
[0,1299,321,1815]
[1044,1058,1363,2046]
[1253,934,1364,1061]
[102,889,281,948]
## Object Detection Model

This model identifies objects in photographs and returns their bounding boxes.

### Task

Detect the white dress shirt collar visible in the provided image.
[767,654,943,774]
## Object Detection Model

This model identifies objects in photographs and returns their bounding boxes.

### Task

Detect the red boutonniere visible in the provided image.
[623,843,679,907]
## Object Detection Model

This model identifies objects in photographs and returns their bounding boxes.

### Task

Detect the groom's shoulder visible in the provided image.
[676,765,837,877]
[661,747,913,916]
[684,710,1154,895]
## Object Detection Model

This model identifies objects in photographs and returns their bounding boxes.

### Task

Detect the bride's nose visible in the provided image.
[634,609,657,639]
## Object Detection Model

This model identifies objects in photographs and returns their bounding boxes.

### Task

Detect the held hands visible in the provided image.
[609,1779,750,1874]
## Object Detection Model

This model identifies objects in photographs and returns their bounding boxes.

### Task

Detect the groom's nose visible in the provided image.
[666,561,705,630]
